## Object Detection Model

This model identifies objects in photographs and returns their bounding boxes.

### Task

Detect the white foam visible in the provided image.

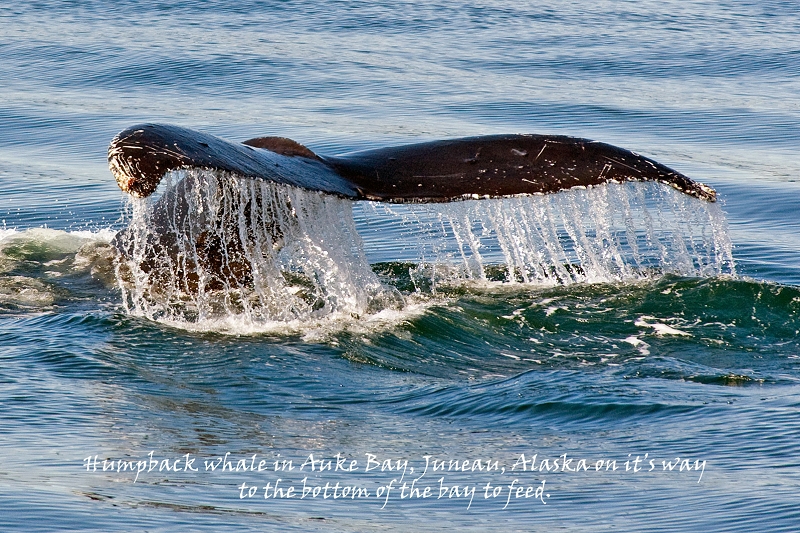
[0,227,115,251]
[0,228,17,243]
[68,228,117,242]
[635,316,692,337]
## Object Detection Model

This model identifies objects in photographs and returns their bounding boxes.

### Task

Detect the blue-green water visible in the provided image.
[1,1,799,531]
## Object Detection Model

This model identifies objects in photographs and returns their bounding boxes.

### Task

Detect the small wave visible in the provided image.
[400,393,699,423]
[333,276,800,384]
[0,227,117,311]
[0,226,115,251]
[377,370,705,425]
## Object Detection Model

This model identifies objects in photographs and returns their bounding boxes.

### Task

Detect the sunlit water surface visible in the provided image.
[1,1,799,531]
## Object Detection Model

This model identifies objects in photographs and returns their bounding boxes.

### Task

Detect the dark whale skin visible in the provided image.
[108,123,716,202]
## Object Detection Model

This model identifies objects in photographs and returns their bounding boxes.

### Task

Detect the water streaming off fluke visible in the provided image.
[114,170,393,328]
[359,180,734,287]
[113,170,734,330]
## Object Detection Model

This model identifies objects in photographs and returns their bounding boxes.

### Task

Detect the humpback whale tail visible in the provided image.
[108,123,716,202]
[108,124,729,326]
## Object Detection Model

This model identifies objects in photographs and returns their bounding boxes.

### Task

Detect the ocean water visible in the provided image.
[1,1,799,531]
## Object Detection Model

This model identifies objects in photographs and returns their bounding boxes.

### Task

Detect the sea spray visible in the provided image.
[114,171,734,328]
[115,170,394,327]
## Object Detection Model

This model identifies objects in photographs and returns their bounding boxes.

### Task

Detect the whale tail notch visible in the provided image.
[108,123,716,202]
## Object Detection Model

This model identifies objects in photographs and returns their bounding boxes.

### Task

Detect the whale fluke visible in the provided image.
[108,123,715,202]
